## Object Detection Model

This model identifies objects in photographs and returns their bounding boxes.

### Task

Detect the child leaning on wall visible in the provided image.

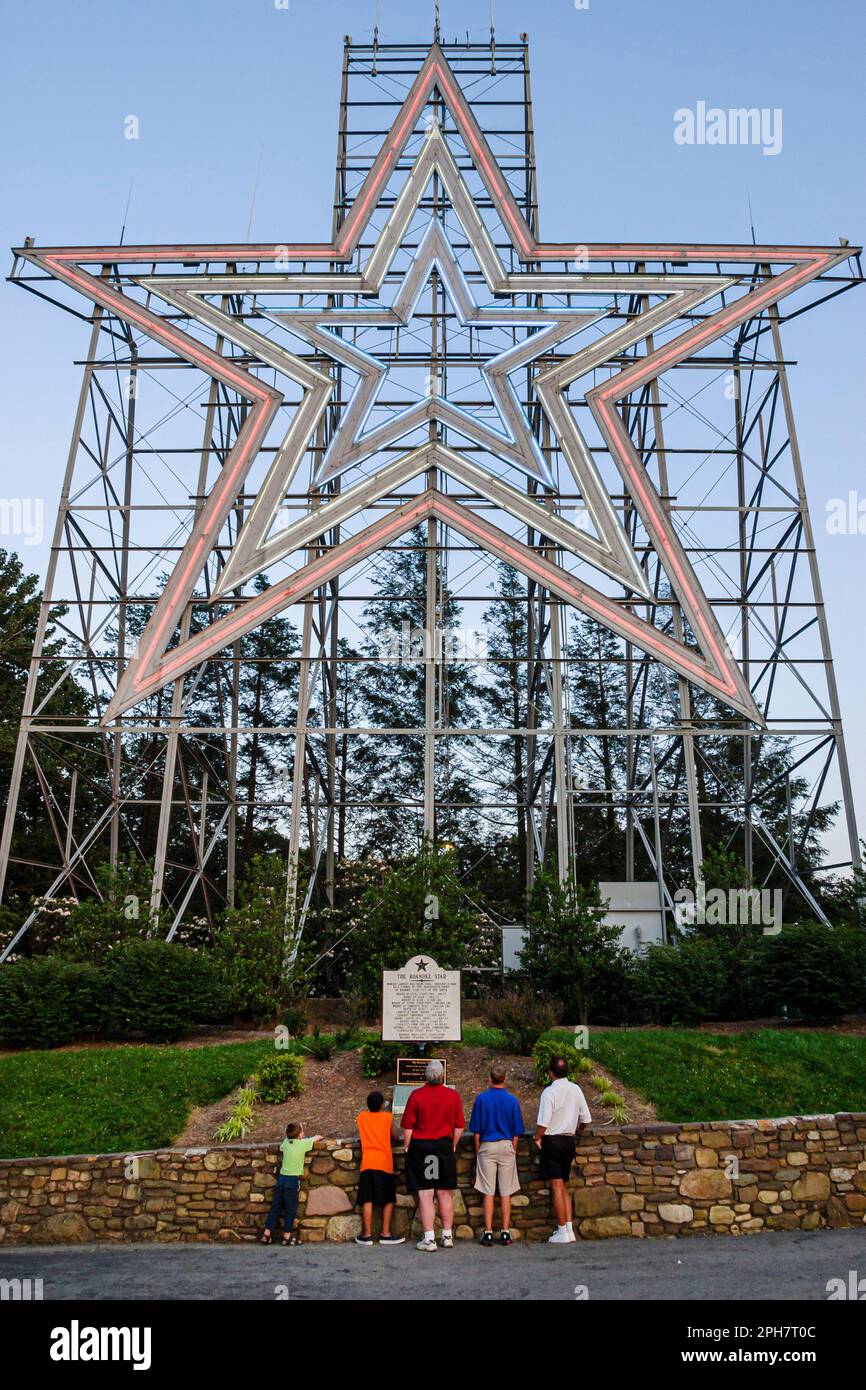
[261,1121,322,1246]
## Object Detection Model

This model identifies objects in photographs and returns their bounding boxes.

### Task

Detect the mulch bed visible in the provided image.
[175,1043,656,1147]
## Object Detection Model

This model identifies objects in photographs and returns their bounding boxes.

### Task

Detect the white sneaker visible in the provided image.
[548,1228,573,1244]
[566,1225,577,1243]
[439,1233,454,1249]
[416,1236,438,1252]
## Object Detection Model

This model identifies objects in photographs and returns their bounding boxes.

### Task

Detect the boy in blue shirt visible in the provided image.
[468,1063,525,1246]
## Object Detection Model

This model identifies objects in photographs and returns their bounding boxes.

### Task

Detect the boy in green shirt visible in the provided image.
[261,1121,322,1246]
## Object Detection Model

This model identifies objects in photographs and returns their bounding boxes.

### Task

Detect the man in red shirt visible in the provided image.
[401,1060,465,1252]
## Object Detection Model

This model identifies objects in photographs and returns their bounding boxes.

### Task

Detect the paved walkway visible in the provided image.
[1,1228,863,1301]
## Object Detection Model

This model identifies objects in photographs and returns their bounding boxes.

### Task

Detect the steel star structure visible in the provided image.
[1,37,861,957]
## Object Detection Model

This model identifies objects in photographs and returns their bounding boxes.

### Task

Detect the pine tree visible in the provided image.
[0,550,96,938]
[476,562,530,867]
[351,525,481,854]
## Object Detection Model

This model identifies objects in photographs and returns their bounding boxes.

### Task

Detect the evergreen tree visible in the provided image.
[351,525,481,854]
[476,562,531,870]
[116,574,301,914]
[519,867,635,1024]
[0,550,96,939]
[344,843,495,1007]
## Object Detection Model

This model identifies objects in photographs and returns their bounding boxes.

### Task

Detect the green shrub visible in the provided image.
[216,1086,256,1138]
[213,1085,257,1142]
[759,923,859,1025]
[255,1052,304,1103]
[340,986,377,1029]
[531,1037,584,1086]
[345,844,493,1009]
[280,998,308,1038]
[519,871,638,1024]
[217,857,298,1019]
[102,941,230,1043]
[635,939,730,1025]
[483,987,559,1055]
[0,957,103,1048]
[360,1038,402,1078]
[302,1028,334,1062]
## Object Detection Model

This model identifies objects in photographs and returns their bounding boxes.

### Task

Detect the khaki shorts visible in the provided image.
[474,1139,520,1197]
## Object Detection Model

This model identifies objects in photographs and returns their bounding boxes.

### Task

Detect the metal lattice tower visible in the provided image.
[1,33,861,961]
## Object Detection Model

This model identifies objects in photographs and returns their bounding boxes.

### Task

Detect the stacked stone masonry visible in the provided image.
[2,1115,865,1244]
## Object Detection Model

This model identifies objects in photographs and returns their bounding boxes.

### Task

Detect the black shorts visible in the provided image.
[540,1133,576,1181]
[356,1169,397,1206]
[404,1137,457,1192]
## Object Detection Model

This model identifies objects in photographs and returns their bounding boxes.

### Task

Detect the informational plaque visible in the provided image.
[381,955,461,1042]
[396,1057,447,1085]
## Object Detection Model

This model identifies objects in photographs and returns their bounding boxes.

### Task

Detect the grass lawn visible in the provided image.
[4,1025,865,1160]
[586,1028,866,1123]
[0,1040,273,1160]
[0,1030,511,1160]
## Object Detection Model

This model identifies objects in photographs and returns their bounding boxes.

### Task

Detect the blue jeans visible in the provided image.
[266,1175,300,1235]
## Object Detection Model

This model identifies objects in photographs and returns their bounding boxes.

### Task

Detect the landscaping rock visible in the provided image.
[325,1214,362,1242]
[305,1186,352,1216]
[791,1172,830,1201]
[571,1186,617,1218]
[578,1215,631,1239]
[30,1213,93,1244]
[680,1170,732,1200]
[658,1203,693,1224]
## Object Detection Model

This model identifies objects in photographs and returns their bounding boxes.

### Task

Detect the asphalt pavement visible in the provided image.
[2,1227,864,1301]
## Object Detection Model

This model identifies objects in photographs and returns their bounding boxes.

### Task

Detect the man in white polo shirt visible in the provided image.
[534,1056,591,1244]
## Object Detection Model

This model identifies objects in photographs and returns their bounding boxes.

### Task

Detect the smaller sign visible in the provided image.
[391,1083,421,1118]
[396,1056,446,1086]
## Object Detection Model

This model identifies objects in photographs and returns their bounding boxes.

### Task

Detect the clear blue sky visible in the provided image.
[0,0,863,862]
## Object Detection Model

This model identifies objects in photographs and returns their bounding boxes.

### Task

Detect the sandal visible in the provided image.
[259,1231,273,1245]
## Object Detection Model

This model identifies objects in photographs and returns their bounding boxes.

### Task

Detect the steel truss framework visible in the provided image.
[1,35,862,959]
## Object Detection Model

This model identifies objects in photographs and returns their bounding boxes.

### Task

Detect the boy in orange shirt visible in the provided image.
[355,1091,404,1245]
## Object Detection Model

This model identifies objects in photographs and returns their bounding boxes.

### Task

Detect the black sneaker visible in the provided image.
[499,1230,513,1246]
[379,1234,405,1245]
[480,1231,494,1247]
[354,1234,375,1246]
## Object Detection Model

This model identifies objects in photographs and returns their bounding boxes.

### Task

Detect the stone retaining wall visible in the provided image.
[2,1114,865,1244]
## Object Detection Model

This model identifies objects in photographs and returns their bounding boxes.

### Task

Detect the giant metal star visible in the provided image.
[17,43,854,728]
